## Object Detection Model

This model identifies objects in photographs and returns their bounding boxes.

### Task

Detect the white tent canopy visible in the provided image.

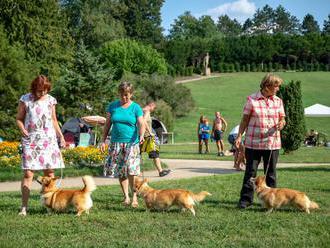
[304,104,330,117]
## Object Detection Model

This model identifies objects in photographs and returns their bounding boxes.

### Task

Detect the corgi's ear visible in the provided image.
[143,178,149,183]
[52,176,60,180]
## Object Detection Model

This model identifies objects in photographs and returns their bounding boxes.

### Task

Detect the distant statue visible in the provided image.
[203,52,211,76]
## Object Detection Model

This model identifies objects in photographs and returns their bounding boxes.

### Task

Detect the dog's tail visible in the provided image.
[82,175,97,193]
[192,191,212,203]
[309,201,319,209]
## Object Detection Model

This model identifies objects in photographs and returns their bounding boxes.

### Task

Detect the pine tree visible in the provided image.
[278,81,306,153]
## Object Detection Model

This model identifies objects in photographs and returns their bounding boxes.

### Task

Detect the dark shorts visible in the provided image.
[214,130,223,141]
[148,150,160,159]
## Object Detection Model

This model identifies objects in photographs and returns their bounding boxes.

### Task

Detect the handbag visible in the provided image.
[140,135,159,153]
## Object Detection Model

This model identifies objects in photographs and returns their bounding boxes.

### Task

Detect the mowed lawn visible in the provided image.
[174,72,330,143]
[160,143,330,163]
[0,166,329,247]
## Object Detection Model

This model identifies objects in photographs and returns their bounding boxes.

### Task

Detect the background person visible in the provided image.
[201,118,211,153]
[212,111,227,156]
[235,74,286,209]
[100,82,145,208]
[197,115,206,154]
[16,75,65,216]
[142,101,171,177]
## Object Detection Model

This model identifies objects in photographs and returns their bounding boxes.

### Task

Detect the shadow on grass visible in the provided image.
[174,167,240,175]
[278,167,330,173]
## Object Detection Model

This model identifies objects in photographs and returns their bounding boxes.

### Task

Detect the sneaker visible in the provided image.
[217,152,221,156]
[220,152,225,157]
[159,169,171,177]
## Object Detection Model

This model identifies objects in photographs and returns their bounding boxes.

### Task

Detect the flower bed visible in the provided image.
[0,141,107,168]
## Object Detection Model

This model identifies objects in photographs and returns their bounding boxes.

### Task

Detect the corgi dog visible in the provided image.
[250,176,319,214]
[134,177,211,216]
[37,175,96,216]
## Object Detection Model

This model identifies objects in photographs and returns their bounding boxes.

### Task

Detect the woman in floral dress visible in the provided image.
[16,75,65,216]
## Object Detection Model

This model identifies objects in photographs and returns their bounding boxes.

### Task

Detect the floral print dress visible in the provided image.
[20,93,64,170]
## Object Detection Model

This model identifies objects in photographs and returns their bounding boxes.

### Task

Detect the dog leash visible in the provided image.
[56,149,65,188]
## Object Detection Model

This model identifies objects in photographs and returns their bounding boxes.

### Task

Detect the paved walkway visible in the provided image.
[0,159,329,192]
[175,73,221,84]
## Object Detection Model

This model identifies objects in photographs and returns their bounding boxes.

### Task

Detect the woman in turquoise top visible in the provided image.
[101,82,145,208]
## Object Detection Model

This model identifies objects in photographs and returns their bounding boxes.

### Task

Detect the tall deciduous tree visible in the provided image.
[278,81,306,153]
[302,14,320,34]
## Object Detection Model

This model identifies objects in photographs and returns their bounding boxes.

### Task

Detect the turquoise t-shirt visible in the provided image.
[107,100,143,143]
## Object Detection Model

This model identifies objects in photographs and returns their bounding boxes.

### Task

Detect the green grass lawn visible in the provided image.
[174,72,330,143]
[0,166,329,247]
[159,144,330,163]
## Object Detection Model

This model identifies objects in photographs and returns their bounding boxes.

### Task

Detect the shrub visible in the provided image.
[246,64,251,72]
[234,62,240,72]
[0,111,21,141]
[277,81,306,153]
[122,73,194,117]
[268,62,273,72]
[153,100,174,131]
[100,39,167,80]
[251,63,257,72]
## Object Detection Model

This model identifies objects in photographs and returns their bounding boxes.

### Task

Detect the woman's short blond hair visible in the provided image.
[118,81,134,94]
[260,74,283,89]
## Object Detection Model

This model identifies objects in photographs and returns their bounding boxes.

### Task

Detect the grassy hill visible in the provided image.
[173,72,330,143]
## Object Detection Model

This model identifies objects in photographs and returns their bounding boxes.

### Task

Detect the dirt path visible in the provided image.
[0,159,328,192]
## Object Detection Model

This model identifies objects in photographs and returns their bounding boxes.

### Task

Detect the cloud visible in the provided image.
[200,0,256,23]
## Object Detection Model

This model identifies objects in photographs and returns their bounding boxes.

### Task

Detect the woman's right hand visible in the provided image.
[20,128,29,138]
[100,142,106,153]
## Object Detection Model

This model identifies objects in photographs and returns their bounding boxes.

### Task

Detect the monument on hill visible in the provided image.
[203,52,211,76]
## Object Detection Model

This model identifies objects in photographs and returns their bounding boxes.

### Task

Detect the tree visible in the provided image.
[53,43,115,117]
[251,5,275,34]
[100,39,167,80]
[217,15,242,36]
[122,0,164,45]
[198,15,218,38]
[0,0,73,79]
[322,14,330,35]
[302,14,320,34]
[61,0,126,49]
[273,5,300,34]
[0,26,36,140]
[277,81,306,153]
[168,11,200,40]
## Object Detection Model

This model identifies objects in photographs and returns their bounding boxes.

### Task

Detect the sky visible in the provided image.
[161,0,330,34]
